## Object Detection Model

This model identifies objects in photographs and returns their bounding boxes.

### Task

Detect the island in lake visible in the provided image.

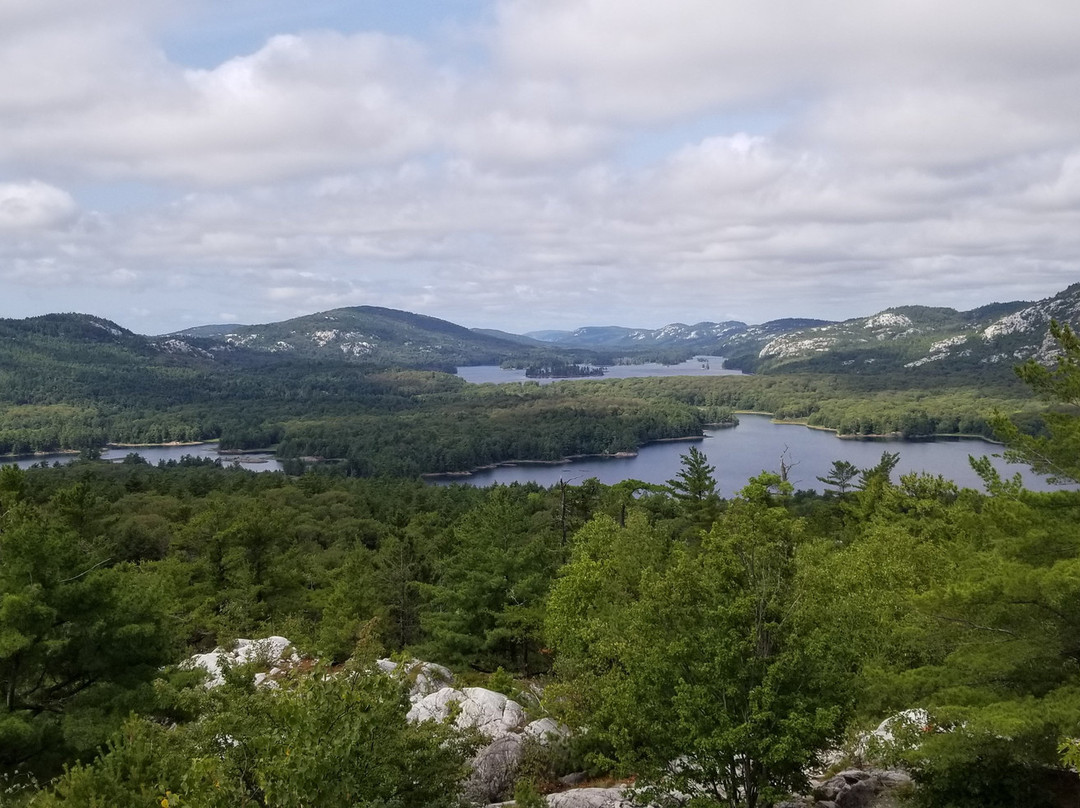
[523,361,606,379]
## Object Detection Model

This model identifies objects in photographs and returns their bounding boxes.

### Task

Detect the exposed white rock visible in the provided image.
[873,708,930,743]
[984,307,1049,340]
[377,658,455,699]
[928,335,967,353]
[90,320,125,337]
[184,636,299,688]
[863,312,912,330]
[759,335,837,359]
[466,734,524,804]
[524,717,571,745]
[340,341,374,356]
[407,686,526,739]
[156,338,214,358]
[904,353,946,368]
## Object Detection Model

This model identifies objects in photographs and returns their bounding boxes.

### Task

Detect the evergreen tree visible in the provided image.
[665,446,721,532]
[816,459,860,494]
[548,476,853,808]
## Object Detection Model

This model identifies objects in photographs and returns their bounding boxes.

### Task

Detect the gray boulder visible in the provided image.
[408,686,527,739]
[546,787,634,808]
[466,734,525,804]
[808,769,913,808]
[376,657,455,698]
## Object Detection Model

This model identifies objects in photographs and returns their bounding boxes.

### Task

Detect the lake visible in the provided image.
[5,443,284,473]
[4,418,1062,496]
[430,414,1061,495]
[456,355,742,384]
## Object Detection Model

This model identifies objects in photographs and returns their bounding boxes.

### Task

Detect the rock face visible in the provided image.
[376,658,455,698]
[408,686,527,738]
[803,769,914,808]
[403,677,570,805]
[545,788,634,808]
[183,636,300,687]
[466,734,525,805]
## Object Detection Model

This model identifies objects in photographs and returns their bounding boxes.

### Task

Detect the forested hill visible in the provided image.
[11,282,1079,378]
[524,282,1080,374]
[165,306,541,367]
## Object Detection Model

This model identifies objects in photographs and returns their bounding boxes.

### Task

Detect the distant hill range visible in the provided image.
[2,282,1078,376]
[524,284,1080,374]
[162,306,544,368]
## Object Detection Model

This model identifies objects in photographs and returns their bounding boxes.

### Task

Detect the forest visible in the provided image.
[0,323,1077,807]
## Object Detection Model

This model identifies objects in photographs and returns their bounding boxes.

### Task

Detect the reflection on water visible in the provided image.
[432,414,1062,495]
[5,443,283,473]
[456,355,742,385]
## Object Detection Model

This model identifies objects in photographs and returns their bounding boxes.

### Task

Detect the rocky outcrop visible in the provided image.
[777,769,914,808]
[184,641,572,805]
[376,657,455,698]
[466,734,525,804]
[408,686,527,738]
[545,787,634,808]
[183,636,300,687]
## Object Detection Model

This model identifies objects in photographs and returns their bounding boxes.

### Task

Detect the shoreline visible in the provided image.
[3,440,280,464]
[107,440,217,449]
[421,432,711,479]
[735,412,1002,445]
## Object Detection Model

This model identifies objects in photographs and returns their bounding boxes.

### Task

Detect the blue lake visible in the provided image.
[6,443,284,473]
[431,414,1060,495]
[456,355,742,385]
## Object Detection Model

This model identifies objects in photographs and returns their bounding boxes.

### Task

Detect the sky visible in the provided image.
[2,1,1080,335]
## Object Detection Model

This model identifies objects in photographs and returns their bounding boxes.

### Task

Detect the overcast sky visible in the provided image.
[2,1,1079,334]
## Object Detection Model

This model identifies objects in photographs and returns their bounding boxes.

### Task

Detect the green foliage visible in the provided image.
[2,313,1080,805]
[816,459,859,494]
[421,486,562,673]
[0,500,172,778]
[665,445,721,536]
[512,778,547,808]
[993,319,1080,483]
[37,664,476,808]
[548,478,854,808]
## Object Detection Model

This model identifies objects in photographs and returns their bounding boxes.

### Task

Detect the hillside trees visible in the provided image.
[548,477,855,808]
[665,445,722,534]
[832,322,1080,807]
[0,475,173,776]
[421,485,562,673]
[993,319,1080,483]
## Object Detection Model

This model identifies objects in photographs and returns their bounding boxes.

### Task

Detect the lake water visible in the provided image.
[5,418,1063,495]
[5,443,284,473]
[431,414,1061,495]
[456,355,742,385]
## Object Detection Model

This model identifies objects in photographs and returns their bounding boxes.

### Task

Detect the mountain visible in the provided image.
[166,306,540,368]
[526,321,758,349]
[7,284,1080,383]
[746,287,1080,373]
[518,287,1080,375]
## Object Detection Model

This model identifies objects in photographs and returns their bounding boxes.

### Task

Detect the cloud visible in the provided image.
[1,1,1079,334]
[0,181,77,231]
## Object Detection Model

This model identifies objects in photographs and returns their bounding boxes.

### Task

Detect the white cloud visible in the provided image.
[0,181,77,231]
[1,1,1079,334]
